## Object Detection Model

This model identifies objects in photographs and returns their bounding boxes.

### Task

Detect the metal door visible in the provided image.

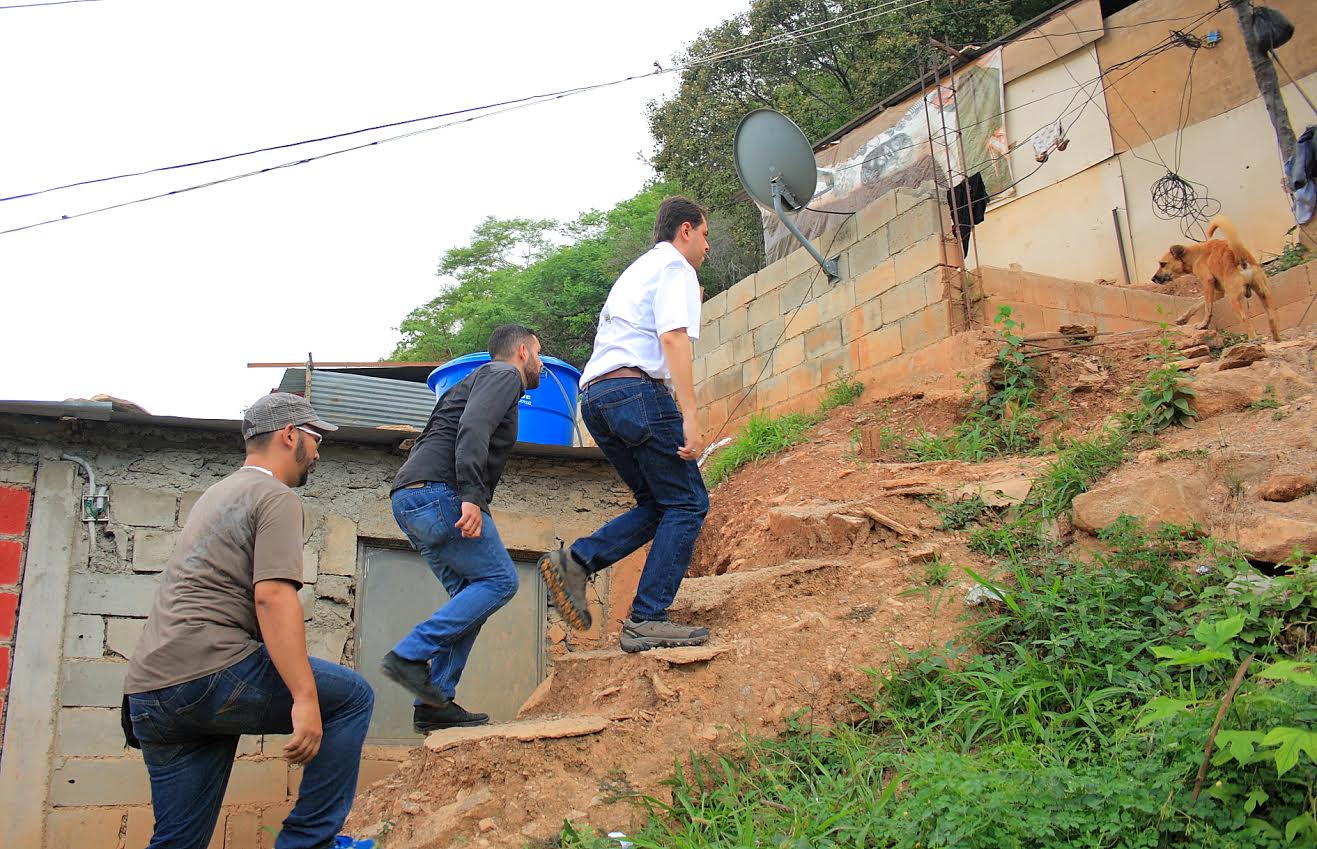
[356,546,545,743]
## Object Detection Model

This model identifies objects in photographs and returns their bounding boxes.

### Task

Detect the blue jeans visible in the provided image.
[390,482,518,703]
[127,646,374,849]
[572,377,709,621]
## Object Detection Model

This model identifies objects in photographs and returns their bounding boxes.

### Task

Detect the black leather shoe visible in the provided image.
[413,701,490,732]
[379,651,450,707]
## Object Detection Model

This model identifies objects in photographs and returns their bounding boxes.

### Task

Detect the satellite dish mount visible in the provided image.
[734,109,841,284]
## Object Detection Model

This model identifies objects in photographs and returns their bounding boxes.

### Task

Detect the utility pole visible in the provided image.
[1231,0,1295,165]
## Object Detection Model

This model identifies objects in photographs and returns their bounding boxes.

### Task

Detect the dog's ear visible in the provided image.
[1170,244,1186,259]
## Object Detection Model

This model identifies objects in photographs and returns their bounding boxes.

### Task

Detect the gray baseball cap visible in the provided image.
[241,392,339,440]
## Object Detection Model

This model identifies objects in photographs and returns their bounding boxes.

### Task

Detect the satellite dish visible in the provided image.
[733,109,840,283]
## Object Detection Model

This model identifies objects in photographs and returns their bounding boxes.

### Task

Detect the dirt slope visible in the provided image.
[346,327,1316,849]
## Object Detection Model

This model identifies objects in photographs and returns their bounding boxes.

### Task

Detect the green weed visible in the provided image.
[819,376,865,413]
[1028,428,1129,519]
[930,495,991,530]
[1249,385,1281,411]
[1264,240,1309,276]
[1122,335,1197,434]
[907,306,1041,462]
[560,527,1315,849]
[1210,329,1251,357]
[704,379,864,487]
[703,411,819,487]
[923,556,952,586]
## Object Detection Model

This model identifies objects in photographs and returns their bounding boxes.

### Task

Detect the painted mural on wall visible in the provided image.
[761,48,1012,263]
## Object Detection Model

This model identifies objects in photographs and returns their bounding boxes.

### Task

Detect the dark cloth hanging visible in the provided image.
[945,172,988,254]
[1287,125,1316,226]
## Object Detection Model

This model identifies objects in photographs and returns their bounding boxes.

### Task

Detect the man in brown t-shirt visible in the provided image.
[125,393,375,849]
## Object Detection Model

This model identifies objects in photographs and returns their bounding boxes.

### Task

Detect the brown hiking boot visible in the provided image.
[538,547,592,630]
[620,617,710,653]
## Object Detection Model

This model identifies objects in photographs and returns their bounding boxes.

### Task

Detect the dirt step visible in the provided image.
[518,644,731,719]
[424,714,610,752]
[553,643,731,666]
[669,558,841,619]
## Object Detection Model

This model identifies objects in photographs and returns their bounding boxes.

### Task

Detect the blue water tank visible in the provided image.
[426,353,582,446]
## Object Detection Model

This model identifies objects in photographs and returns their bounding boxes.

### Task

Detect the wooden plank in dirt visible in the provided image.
[424,714,610,751]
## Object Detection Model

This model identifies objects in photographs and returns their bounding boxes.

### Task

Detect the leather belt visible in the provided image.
[399,481,428,489]
[584,366,652,390]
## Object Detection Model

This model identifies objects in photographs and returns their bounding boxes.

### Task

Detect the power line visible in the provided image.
[1,0,980,206]
[0,1,1230,236]
[0,96,574,237]
[696,0,938,64]
[0,0,101,8]
[816,1,1231,186]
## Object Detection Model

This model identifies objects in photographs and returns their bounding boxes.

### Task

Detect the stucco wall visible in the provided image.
[812,0,1316,289]
[0,418,633,849]
[974,158,1131,284]
[1098,0,1317,157]
[1119,69,1317,280]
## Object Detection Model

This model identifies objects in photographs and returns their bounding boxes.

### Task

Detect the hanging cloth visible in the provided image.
[945,172,989,254]
[1287,125,1317,226]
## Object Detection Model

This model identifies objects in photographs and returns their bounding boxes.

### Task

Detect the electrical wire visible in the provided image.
[0,96,578,237]
[0,0,1231,237]
[1269,50,1317,117]
[0,0,1182,210]
[819,1,1232,183]
[708,213,858,448]
[0,0,101,8]
[695,0,927,64]
[0,0,975,206]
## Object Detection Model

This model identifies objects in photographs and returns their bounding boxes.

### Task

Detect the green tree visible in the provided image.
[391,183,677,367]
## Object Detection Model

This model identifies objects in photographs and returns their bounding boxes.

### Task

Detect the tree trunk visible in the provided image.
[1231,0,1295,165]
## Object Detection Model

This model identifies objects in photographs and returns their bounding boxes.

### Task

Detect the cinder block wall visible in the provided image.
[0,420,633,849]
[694,184,967,434]
[979,263,1317,337]
[0,461,34,744]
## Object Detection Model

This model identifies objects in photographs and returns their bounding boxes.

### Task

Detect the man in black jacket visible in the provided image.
[379,325,542,732]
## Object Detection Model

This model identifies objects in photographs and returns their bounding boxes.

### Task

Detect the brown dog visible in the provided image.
[1152,215,1281,341]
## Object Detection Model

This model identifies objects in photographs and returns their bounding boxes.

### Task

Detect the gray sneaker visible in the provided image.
[620,617,710,653]
[538,547,592,630]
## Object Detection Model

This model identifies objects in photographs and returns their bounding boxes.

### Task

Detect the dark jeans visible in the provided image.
[127,646,374,849]
[390,482,518,703]
[572,377,709,621]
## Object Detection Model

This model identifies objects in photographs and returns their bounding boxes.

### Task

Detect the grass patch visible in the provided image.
[702,411,820,487]
[703,377,864,487]
[1249,385,1281,411]
[906,306,1041,462]
[819,377,864,413]
[930,495,991,530]
[559,528,1317,849]
[1264,240,1309,276]
[922,555,952,586]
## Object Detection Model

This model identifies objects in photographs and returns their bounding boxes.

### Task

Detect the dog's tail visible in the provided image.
[1207,215,1249,263]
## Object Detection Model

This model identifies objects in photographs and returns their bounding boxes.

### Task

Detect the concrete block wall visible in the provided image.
[1204,262,1317,336]
[694,185,966,432]
[980,262,1317,337]
[0,420,636,849]
[0,459,36,749]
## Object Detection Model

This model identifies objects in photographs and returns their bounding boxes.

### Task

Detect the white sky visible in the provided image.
[0,0,748,418]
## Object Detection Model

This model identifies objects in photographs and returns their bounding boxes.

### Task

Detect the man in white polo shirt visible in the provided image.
[538,196,712,652]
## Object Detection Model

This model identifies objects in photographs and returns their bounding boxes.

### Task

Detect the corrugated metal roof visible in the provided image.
[0,398,605,460]
[281,368,437,430]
